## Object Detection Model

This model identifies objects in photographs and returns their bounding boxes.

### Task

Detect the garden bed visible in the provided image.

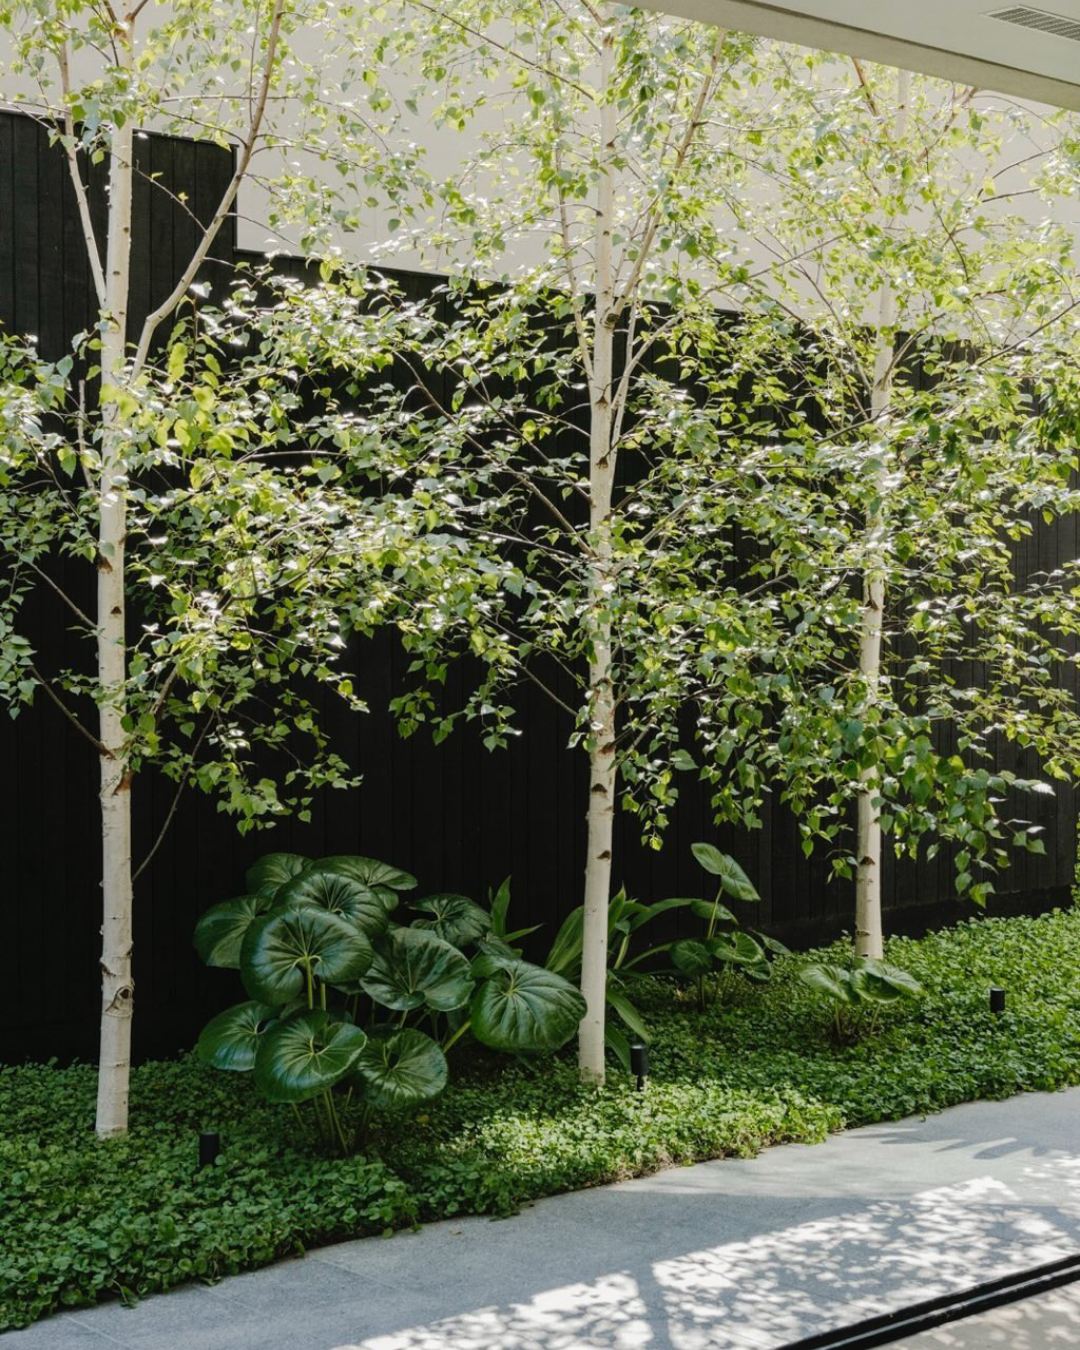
[6,907,1080,1331]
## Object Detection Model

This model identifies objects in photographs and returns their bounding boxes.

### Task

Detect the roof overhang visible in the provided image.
[640,0,1080,110]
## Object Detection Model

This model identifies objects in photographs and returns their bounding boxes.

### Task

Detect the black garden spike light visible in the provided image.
[629,1041,649,1093]
[199,1131,221,1168]
[990,987,1006,1016]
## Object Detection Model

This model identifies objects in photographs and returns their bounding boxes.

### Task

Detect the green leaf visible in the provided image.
[690,844,760,901]
[245,853,311,900]
[544,906,584,975]
[353,1027,448,1109]
[361,927,474,1012]
[689,898,738,926]
[277,866,390,935]
[253,1010,367,1103]
[606,985,649,1041]
[411,893,491,946]
[317,855,418,892]
[194,894,273,969]
[489,876,513,937]
[471,960,586,1052]
[671,939,713,977]
[605,1021,632,1072]
[859,959,923,1002]
[240,907,373,1005]
[799,963,856,1006]
[707,932,766,966]
[196,1000,277,1071]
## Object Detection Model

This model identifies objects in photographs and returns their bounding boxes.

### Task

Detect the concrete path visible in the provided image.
[891,1280,1080,1348]
[11,1088,1080,1350]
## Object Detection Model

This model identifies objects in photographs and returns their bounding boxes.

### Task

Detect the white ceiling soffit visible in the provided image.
[638,0,1080,110]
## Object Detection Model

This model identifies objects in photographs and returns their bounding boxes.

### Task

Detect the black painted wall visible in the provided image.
[0,111,1074,1062]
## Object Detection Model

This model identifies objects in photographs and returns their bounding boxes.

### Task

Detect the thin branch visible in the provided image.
[24,559,96,630]
[132,0,286,372]
[132,718,211,883]
[57,41,107,305]
[26,661,113,757]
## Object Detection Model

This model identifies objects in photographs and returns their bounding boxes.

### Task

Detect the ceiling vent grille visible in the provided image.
[988,5,1080,41]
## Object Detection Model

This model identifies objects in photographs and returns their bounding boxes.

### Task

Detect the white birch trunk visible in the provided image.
[578,24,618,1084]
[94,67,136,1138]
[854,70,909,962]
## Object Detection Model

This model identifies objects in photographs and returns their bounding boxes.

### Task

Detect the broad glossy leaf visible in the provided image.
[471,959,586,1052]
[708,932,766,966]
[671,939,713,978]
[317,855,417,892]
[690,844,760,901]
[472,933,521,976]
[194,894,272,969]
[411,893,491,946]
[353,1027,448,1109]
[253,1010,367,1103]
[689,898,738,926]
[277,866,390,936]
[240,907,373,1005]
[755,931,791,959]
[196,1000,277,1071]
[361,927,474,1012]
[799,963,856,1006]
[245,852,311,900]
[859,959,923,1003]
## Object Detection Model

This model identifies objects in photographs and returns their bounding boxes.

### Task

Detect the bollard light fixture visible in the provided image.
[630,1041,649,1092]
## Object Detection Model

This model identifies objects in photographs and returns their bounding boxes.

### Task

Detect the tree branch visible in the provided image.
[57,41,107,305]
[132,0,286,372]
[26,661,113,757]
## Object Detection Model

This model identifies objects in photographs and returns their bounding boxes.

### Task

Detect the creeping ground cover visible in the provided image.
[6,907,1080,1329]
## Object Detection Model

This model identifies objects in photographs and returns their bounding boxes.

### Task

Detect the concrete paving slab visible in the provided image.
[10,1087,1080,1350]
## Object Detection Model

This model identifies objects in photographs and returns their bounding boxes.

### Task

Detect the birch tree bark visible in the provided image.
[94,34,136,1139]
[579,20,618,1083]
[854,68,910,961]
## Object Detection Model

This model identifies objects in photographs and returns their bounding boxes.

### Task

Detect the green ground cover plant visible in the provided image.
[5,907,1080,1330]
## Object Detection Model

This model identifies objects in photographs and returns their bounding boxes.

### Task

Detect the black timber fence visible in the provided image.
[0,110,1075,1062]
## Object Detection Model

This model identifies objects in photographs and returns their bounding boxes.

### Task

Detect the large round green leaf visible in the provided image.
[670,939,713,978]
[708,932,766,966]
[411,893,491,946]
[353,1027,448,1109]
[240,907,373,1005]
[245,852,311,900]
[277,866,390,936]
[253,1010,367,1103]
[360,927,474,1012]
[194,894,273,969]
[799,962,857,1006]
[471,959,586,1052]
[317,855,418,892]
[857,959,923,1003]
[690,844,760,902]
[196,1000,278,1071]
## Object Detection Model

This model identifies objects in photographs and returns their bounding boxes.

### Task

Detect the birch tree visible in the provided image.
[309,3,816,1083]
[694,55,1080,946]
[0,0,419,1136]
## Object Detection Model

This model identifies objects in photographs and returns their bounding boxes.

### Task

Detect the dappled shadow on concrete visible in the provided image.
[888,1281,1080,1348]
[337,1164,1080,1350]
